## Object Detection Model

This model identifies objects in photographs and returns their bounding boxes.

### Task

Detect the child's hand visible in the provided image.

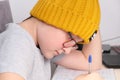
[74,72,104,80]
[62,39,78,54]
[62,46,78,54]
[63,40,77,48]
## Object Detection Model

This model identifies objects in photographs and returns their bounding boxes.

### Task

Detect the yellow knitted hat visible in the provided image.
[30,0,101,44]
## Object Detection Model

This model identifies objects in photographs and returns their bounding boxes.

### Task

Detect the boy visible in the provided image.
[0,0,103,80]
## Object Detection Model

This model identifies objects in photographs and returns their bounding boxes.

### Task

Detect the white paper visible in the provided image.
[52,66,115,80]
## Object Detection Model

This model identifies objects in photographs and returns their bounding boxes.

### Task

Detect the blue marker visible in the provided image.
[88,54,92,74]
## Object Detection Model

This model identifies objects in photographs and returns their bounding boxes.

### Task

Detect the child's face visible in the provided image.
[37,23,83,59]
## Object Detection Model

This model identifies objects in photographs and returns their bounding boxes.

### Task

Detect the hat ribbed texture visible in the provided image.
[30,0,100,44]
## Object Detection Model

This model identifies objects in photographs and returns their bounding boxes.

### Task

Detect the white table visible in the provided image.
[52,65,120,80]
[114,69,120,80]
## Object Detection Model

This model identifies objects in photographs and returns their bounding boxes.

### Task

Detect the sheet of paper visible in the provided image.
[52,66,115,80]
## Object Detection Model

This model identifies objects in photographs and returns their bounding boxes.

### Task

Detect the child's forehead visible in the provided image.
[39,21,84,43]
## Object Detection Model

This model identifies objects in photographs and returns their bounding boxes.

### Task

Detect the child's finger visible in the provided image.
[63,40,76,48]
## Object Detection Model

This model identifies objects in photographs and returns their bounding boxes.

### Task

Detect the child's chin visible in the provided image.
[44,55,54,60]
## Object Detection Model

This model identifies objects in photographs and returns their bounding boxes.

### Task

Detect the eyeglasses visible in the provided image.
[68,32,83,50]
[67,32,84,44]
[68,32,77,44]
[68,32,77,45]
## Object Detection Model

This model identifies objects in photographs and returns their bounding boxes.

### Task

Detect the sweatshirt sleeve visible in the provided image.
[0,32,34,80]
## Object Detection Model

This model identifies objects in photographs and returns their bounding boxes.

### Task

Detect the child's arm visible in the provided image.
[55,30,102,70]
[0,73,24,80]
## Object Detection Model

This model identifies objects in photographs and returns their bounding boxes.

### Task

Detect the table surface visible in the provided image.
[52,65,120,80]
[114,69,120,80]
[103,65,120,80]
